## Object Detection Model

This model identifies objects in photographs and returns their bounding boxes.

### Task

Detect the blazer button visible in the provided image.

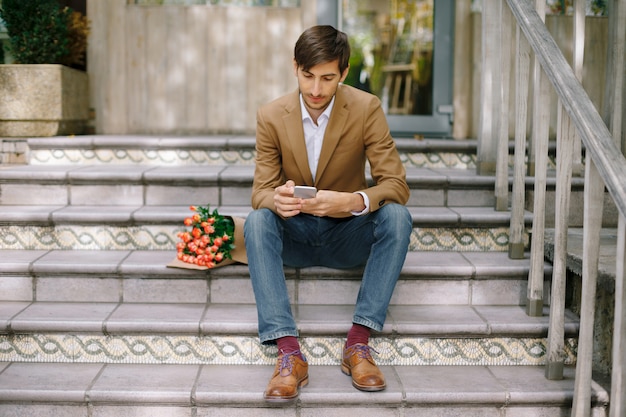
[378,200,385,207]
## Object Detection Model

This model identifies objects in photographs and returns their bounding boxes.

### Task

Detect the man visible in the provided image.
[244,25,412,403]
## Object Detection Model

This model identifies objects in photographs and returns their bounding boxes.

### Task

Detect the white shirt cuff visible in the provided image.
[351,192,370,216]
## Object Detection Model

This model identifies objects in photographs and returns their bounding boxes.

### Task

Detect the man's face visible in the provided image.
[294,59,349,118]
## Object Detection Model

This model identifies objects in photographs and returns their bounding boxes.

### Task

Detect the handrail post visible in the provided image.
[477,0,499,175]
[526,0,549,317]
[508,26,531,260]
[571,0,585,177]
[570,160,604,413]
[546,0,585,384]
[610,216,626,417]
[545,102,574,381]
[495,0,512,212]
[608,2,626,414]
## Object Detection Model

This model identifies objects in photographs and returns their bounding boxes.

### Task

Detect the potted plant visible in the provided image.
[0,0,90,137]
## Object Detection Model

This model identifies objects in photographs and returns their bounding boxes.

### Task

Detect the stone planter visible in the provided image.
[0,64,89,137]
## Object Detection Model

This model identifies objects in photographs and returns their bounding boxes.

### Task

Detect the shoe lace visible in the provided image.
[278,349,302,377]
[346,344,379,360]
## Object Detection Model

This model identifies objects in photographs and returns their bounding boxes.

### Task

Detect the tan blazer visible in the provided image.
[251,84,410,217]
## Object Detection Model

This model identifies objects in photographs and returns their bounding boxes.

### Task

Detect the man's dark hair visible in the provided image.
[294,25,350,74]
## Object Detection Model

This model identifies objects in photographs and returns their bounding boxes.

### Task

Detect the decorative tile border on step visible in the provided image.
[25,137,561,171]
[29,148,483,170]
[409,227,528,252]
[0,334,576,366]
[0,225,179,251]
[0,225,526,252]
[400,152,477,169]
[29,149,258,166]
[27,148,558,171]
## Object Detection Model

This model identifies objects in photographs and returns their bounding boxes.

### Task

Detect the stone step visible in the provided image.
[25,136,484,168]
[0,250,550,306]
[0,205,531,252]
[24,135,559,168]
[0,136,599,414]
[0,302,575,366]
[0,164,490,206]
[0,362,608,416]
[0,162,580,207]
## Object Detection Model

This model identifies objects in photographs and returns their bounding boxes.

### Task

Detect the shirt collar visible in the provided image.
[299,94,335,123]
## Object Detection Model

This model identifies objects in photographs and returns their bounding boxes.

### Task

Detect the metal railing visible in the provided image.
[483,0,625,415]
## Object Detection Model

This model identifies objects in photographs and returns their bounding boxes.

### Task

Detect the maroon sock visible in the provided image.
[276,336,303,360]
[346,323,371,347]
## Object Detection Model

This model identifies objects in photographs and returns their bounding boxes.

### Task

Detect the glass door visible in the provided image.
[319,0,454,137]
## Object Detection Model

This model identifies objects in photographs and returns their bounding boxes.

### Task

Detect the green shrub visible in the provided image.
[0,0,89,67]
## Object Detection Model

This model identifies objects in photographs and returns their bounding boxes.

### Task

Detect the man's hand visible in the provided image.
[274,180,303,218]
[301,190,365,217]
[274,180,366,218]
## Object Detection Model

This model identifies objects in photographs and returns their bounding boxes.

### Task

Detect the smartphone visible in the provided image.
[294,185,317,199]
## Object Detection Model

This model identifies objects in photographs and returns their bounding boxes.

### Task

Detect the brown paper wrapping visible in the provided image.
[167,216,247,270]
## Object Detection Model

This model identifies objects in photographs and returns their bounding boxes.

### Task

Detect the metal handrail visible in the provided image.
[496,1,625,416]
[507,0,626,215]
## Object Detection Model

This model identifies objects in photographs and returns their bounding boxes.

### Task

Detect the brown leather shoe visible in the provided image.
[341,343,386,392]
[264,350,309,402]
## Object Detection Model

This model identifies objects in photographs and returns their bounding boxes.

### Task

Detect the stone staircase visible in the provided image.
[0,136,609,416]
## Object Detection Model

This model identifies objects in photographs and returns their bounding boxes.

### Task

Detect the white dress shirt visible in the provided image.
[299,94,370,215]
[300,94,333,181]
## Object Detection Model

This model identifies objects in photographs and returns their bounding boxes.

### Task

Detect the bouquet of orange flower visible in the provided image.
[169,205,247,270]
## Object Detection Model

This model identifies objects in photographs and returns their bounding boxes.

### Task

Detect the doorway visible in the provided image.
[318,0,455,137]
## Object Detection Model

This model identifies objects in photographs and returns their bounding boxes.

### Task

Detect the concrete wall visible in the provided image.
[87,0,315,135]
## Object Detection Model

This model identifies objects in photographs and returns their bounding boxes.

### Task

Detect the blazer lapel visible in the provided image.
[315,87,348,184]
[281,90,314,185]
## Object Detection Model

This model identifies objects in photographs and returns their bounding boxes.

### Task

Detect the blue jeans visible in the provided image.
[243,204,412,344]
